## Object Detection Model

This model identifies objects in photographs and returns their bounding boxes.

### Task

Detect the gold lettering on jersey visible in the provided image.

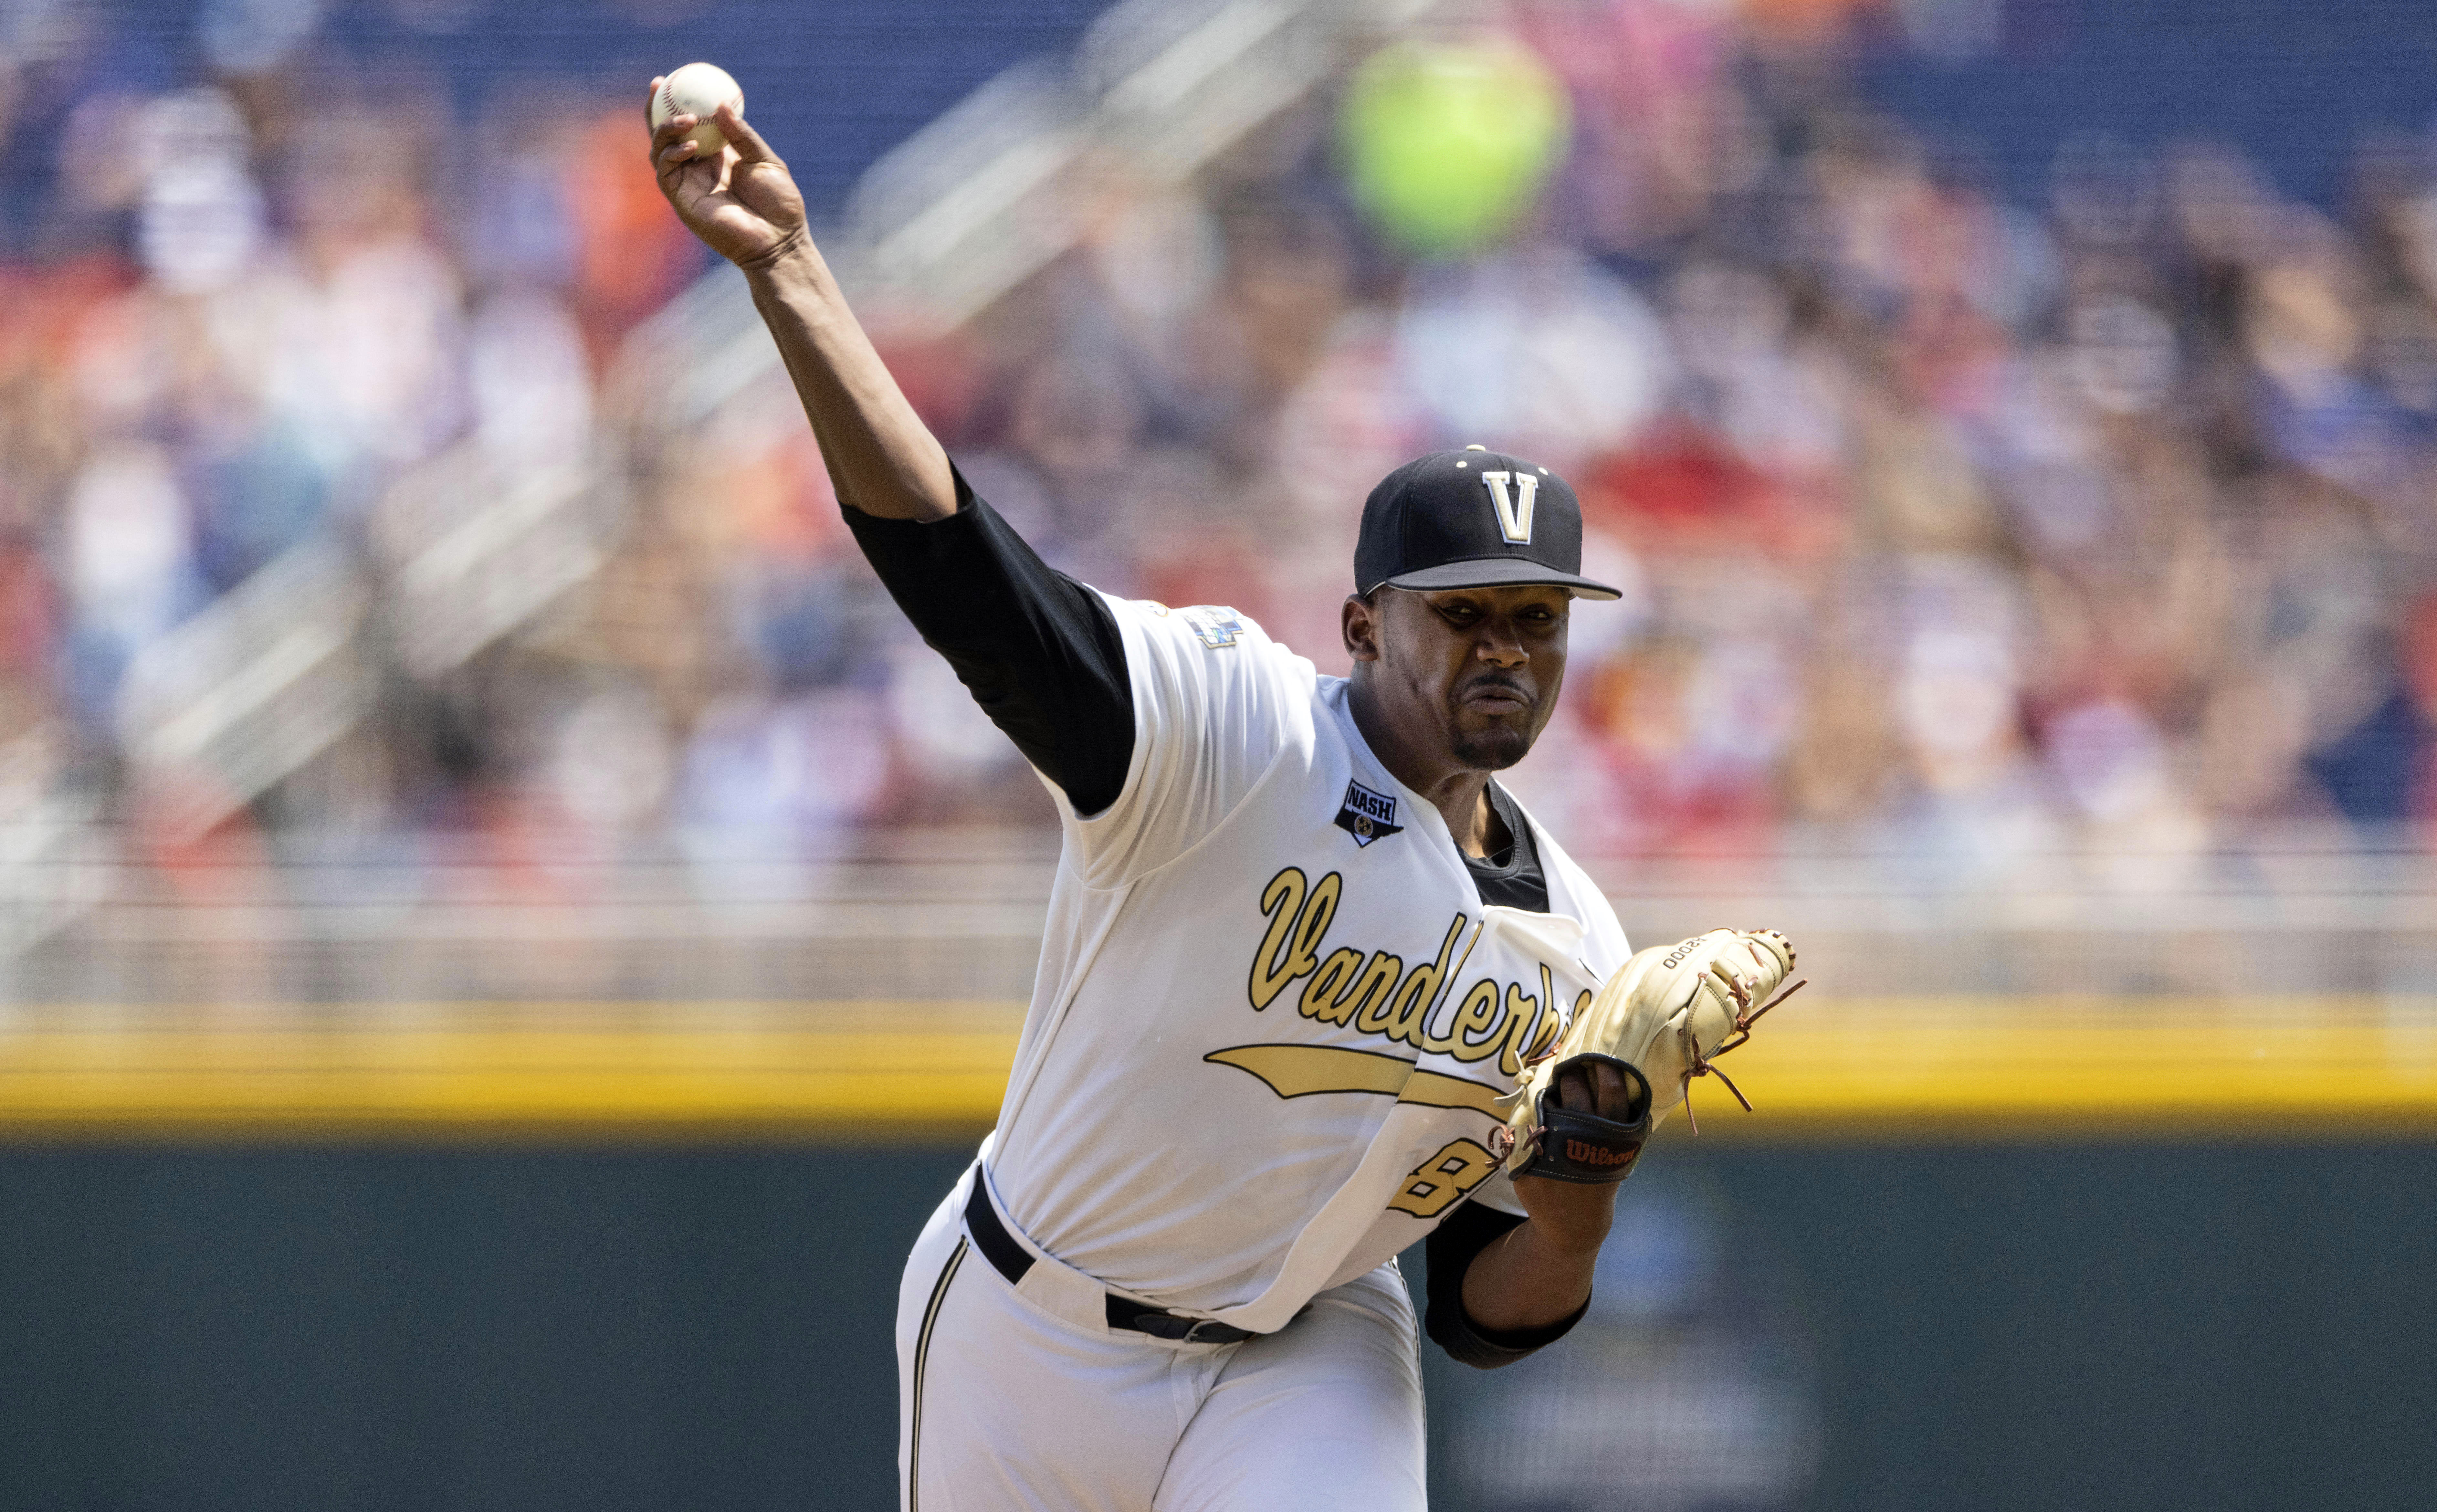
[1248,868,1342,1011]
[1350,960,1407,1035]
[1330,950,1403,1029]
[1295,874,1344,986]
[1568,990,1592,1038]
[1299,948,1367,1025]
[1488,964,1568,1077]
[1246,864,1570,1070]
[1446,980,1505,1056]
[1384,916,1465,1047]
[1247,867,1304,1009]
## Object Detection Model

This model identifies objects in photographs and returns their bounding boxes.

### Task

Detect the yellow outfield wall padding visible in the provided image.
[1699,997,2437,1135]
[0,997,2432,1135]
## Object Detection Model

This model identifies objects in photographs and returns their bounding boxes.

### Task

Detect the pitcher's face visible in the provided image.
[1343,585,1571,773]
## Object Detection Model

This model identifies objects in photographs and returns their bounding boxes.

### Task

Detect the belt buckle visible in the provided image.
[1129,1310,1246,1345]
[1129,1311,1196,1341]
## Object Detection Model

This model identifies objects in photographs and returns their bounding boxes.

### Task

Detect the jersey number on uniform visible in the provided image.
[1480,471,1537,545]
[1388,1138,1500,1219]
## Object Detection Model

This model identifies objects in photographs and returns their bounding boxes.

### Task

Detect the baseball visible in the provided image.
[651,62,743,157]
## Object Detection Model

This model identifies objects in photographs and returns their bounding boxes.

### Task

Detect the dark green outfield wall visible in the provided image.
[2,1142,2432,1512]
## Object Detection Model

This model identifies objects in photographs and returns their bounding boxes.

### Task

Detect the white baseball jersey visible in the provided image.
[983,596,1632,1333]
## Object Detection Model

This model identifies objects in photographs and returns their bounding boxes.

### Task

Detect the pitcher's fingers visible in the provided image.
[653,112,699,148]
[715,100,777,163]
[1590,1060,1634,1120]
[657,135,704,172]
[644,75,665,129]
[1553,1064,1590,1111]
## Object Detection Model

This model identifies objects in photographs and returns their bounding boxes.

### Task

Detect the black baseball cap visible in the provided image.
[1354,446,1620,601]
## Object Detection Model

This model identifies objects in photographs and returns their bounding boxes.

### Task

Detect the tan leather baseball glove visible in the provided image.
[1499,929,1803,1183]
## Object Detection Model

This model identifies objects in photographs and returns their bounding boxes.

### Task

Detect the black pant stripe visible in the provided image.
[908,1236,968,1512]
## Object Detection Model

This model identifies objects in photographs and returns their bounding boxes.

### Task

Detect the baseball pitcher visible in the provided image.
[650,87,1800,1512]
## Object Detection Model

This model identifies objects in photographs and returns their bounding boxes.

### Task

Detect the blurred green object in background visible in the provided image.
[1339,38,1570,257]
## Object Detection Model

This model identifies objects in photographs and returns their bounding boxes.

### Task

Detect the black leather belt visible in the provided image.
[963,1173,1257,1345]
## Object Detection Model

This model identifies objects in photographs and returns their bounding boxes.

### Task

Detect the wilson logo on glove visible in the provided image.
[1566,1140,1634,1166]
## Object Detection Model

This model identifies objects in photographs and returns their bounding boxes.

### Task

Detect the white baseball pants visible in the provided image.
[895,1163,1429,1511]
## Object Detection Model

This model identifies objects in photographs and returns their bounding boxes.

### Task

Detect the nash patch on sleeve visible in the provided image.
[1334,781,1404,847]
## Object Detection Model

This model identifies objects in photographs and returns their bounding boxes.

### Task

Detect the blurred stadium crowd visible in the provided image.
[4,0,2436,885]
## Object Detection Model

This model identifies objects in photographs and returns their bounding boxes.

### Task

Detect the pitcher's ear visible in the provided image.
[1342,592,1383,662]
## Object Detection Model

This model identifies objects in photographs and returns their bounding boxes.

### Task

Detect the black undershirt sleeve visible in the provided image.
[842,472,1136,816]
[1424,1199,1592,1369]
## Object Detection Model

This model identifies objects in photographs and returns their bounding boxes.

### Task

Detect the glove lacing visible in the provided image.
[1678,950,1807,1134]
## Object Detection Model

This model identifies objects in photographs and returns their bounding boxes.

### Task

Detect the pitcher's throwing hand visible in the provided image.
[646,76,804,270]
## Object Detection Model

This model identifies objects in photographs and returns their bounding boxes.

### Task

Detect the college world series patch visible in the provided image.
[1334,781,1404,847]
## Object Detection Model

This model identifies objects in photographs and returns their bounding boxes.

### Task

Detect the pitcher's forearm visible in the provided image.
[1458,1209,1604,1333]
[742,239,957,523]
